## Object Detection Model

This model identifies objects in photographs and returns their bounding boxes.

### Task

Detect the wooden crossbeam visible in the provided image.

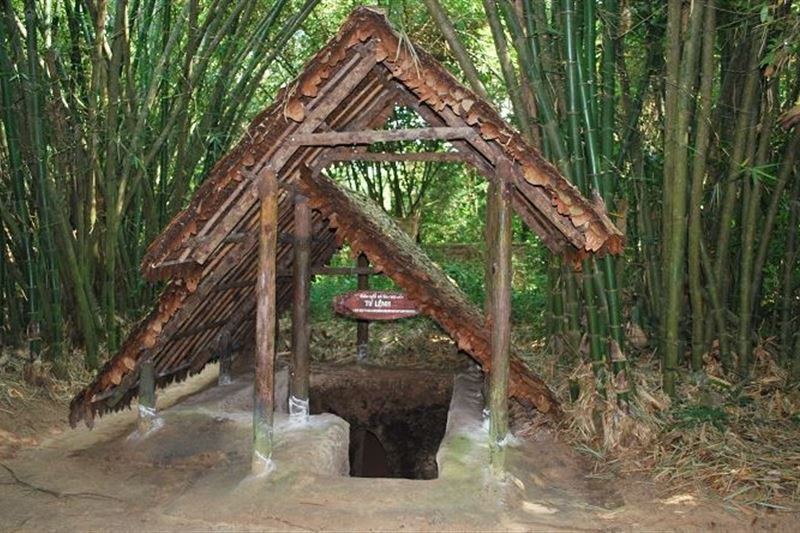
[321,151,468,164]
[289,126,475,146]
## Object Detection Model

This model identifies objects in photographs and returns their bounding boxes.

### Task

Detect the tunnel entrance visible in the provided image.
[310,366,453,480]
[350,428,390,477]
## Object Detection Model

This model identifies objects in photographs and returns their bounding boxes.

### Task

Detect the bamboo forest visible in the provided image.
[1,0,799,530]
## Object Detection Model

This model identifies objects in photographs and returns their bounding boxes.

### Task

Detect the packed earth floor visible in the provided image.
[1,336,797,531]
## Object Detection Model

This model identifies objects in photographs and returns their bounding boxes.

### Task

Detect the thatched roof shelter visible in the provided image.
[70,7,622,428]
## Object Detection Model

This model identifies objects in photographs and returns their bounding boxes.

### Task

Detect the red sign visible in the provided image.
[333,290,419,321]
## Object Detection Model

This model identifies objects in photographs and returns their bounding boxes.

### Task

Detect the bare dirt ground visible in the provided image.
[1,360,797,532]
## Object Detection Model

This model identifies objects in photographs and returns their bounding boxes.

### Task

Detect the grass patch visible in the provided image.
[309,244,548,331]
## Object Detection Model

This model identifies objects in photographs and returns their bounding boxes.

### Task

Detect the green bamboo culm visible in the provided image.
[687,0,717,371]
[780,170,800,367]
[711,26,764,375]
[501,0,570,174]
[24,0,64,361]
[562,0,608,393]
[0,12,38,359]
[661,0,704,396]
[0,0,318,366]
[595,0,632,402]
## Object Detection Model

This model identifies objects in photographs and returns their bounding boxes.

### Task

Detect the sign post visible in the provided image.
[356,254,370,360]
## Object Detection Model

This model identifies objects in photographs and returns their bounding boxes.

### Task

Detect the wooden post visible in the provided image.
[290,194,311,418]
[253,169,278,474]
[484,180,498,320]
[356,253,370,361]
[138,358,158,434]
[488,181,512,477]
[218,349,233,386]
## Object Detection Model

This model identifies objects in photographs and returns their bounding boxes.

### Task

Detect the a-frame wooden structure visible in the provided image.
[70,9,623,463]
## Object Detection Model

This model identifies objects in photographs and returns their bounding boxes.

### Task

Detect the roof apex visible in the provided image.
[140,6,622,281]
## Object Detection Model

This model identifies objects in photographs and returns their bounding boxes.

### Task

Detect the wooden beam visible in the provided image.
[356,253,370,361]
[253,169,278,474]
[488,182,513,477]
[289,126,476,146]
[290,194,311,418]
[320,151,468,164]
[382,79,495,169]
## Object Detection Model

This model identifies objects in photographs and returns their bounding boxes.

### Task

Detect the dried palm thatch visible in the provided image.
[556,340,800,511]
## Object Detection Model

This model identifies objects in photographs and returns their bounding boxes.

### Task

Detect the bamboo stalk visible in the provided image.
[483,0,532,140]
[687,0,716,371]
[737,80,779,377]
[780,171,800,364]
[24,0,64,361]
[750,131,800,318]
[713,28,765,320]
[503,0,569,172]
[0,15,37,358]
[422,0,489,99]
[662,0,703,395]
[562,0,608,392]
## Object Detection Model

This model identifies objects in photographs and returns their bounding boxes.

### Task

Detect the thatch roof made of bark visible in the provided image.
[69,7,620,427]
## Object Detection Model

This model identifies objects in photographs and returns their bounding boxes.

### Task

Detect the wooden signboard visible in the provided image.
[333,290,419,321]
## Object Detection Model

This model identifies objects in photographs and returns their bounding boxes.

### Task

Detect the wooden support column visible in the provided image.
[137,358,158,434]
[488,181,512,477]
[218,332,233,386]
[356,253,370,361]
[290,194,311,418]
[484,180,498,319]
[253,169,278,474]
